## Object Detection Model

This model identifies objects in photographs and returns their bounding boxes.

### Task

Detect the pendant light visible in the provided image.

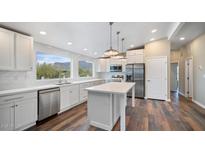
[104,22,119,57]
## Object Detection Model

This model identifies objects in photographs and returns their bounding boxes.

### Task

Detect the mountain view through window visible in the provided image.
[36,52,71,79]
[79,60,93,77]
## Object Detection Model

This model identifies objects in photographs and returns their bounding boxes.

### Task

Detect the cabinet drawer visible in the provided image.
[0,91,37,105]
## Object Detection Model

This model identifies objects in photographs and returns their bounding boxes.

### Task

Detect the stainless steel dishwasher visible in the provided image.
[38,88,60,121]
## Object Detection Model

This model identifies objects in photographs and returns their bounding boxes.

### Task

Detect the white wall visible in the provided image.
[0,42,97,90]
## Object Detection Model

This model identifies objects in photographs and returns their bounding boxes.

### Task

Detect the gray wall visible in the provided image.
[171,33,205,106]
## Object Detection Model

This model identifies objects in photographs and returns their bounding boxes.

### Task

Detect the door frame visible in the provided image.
[170,61,179,92]
[145,56,168,101]
[185,56,193,99]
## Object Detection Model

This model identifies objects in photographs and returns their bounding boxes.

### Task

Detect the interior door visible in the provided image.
[171,63,178,91]
[146,57,167,100]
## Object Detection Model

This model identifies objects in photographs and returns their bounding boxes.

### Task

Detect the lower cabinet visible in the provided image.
[60,80,105,112]
[0,92,37,131]
[60,84,80,112]
[14,98,37,130]
[0,103,14,131]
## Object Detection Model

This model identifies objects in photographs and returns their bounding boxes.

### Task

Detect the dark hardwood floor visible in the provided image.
[27,92,205,131]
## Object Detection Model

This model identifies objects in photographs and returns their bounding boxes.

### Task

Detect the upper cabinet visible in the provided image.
[0,28,15,70]
[96,58,110,72]
[0,27,33,71]
[15,33,33,70]
[126,49,144,64]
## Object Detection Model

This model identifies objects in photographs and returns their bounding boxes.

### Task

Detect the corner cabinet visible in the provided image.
[0,92,37,131]
[96,59,110,72]
[0,27,33,71]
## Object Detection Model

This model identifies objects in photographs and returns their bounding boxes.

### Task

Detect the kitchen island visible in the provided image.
[86,82,135,131]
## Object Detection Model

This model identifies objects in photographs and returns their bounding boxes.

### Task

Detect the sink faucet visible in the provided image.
[58,73,65,84]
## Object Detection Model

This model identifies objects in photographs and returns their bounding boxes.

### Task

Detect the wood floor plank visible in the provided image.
[27,92,205,131]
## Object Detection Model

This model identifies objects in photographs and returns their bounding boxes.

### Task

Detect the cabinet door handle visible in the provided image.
[10,105,15,108]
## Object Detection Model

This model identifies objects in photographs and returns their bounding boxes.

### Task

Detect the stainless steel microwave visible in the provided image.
[110,65,122,72]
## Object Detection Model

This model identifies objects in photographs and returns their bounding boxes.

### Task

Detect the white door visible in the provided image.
[14,98,37,130]
[171,63,178,91]
[185,58,193,98]
[0,103,14,131]
[146,57,167,100]
[60,87,71,110]
[15,33,33,71]
[0,28,15,70]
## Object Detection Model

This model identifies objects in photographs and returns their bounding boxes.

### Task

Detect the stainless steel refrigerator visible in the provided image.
[126,64,145,98]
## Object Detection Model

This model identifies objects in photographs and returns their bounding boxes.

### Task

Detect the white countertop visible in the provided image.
[86,82,135,94]
[0,79,104,97]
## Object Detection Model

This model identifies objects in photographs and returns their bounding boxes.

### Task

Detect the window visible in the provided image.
[36,51,71,80]
[79,60,93,77]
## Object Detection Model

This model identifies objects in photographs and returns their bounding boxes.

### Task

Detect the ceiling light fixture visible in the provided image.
[67,42,72,45]
[103,22,119,57]
[130,44,134,48]
[150,38,155,41]
[151,29,158,33]
[180,37,185,40]
[40,31,47,35]
[83,48,88,51]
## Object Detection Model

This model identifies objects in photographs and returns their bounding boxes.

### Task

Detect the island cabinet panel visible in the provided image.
[87,91,120,131]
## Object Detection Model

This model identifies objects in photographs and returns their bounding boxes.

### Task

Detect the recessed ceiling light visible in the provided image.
[40,31,47,35]
[130,44,134,48]
[83,48,88,51]
[67,42,72,45]
[180,37,185,40]
[94,52,97,55]
[151,29,158,33]
[150,38,155,41]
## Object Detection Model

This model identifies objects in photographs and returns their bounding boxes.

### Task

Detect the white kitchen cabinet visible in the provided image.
[126,49,144,64]
[97,58,110,72]
[60,84,80,112]
[69,84,80,106]
[0,92,37,131]
[0,103,14,131]
[0,27,33,71]
[0,28,15,70]
[15,33,33,71]
[14,97,37,130]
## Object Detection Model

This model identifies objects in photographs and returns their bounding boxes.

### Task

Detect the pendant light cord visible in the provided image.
[109,22,113,49]
[121,38,124,52]
[117,31,120,51]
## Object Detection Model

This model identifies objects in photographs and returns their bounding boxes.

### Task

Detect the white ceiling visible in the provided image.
[1,22,204,57]
[171,22,205,50]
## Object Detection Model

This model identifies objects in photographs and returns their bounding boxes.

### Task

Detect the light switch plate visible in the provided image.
[203,74,205,78]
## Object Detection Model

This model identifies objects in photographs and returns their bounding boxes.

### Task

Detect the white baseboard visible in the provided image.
[166,99,171,102]
[192,99,205,109]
